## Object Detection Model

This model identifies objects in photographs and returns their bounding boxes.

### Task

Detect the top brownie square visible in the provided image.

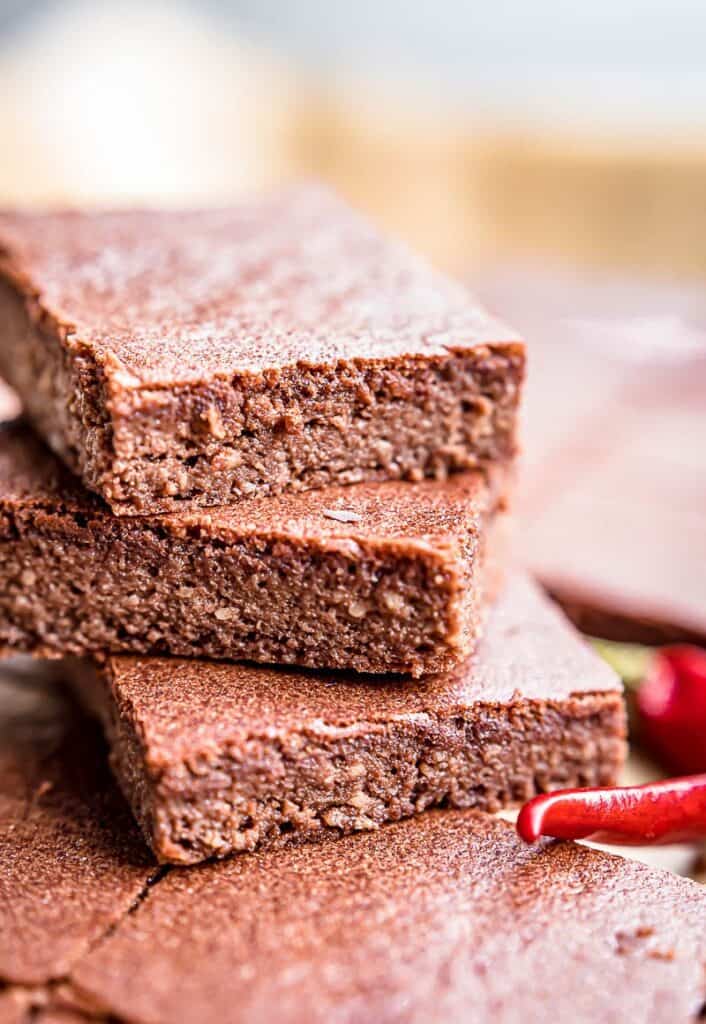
[0,185,524,515]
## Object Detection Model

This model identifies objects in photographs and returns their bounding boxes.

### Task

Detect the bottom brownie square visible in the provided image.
[67,575,626,865]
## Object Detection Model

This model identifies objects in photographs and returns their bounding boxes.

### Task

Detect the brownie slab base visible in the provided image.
[68,812,706,1024]
[0,420,505,676]
[67,575,626,865]
[0,660,700,1024]
[0,186,524,515]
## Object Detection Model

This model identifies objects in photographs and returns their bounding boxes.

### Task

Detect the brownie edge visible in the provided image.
[67,811,706,1024]
[0,420,507,676]
[0,186,524,514]
[66,576,626,865]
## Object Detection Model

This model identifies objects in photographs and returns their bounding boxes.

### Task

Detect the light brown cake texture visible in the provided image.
[68,576,626,865]
[0,185,524,515]
[0,419,506,676]
[0,662,702,1024]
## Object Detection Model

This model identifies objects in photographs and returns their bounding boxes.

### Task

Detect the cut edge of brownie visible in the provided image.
[0,268,524,516]
[0,432,507,675]
[67,659,626,866]
[0,278,114,499]
[0,516,479,676]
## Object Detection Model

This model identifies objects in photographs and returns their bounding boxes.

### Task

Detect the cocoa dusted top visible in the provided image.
[101,575,620,764]
[0,418,494,546]
[70,810,706,1024]
[0,185,520,387]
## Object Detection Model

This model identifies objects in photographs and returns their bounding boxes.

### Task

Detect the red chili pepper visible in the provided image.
[516,775,706,845]
[636,645,706,775]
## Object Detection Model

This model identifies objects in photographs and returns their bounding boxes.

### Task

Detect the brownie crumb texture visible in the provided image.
[0,187,524,514]
[0,421,506,674]
[69,576,626,865]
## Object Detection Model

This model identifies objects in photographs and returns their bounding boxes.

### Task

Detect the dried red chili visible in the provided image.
[516,775,706,846]
[636,645,706,776]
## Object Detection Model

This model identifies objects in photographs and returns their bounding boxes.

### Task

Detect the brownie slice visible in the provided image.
[524,324,706,647]
[0,419,506,676]
[67,575,626,865]
[1,661,701,1024]
[0,185,524,515]
[519,360,706,644]
[67,811,706,1024]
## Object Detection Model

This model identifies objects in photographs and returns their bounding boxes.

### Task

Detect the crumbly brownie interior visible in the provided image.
[0,280,112,494]
[69,575,626,865]
[0,280,523,514]
[115,688,625,865]
[1,514,483,675]
[1,416,504,674]
[103,347,524,515]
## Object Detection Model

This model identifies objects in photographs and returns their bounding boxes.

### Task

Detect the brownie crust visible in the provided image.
[0,186,524,515]
[0,420,506,676]
[68,576,626,865]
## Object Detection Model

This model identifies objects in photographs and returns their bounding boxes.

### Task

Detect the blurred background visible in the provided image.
[2,0,706,275]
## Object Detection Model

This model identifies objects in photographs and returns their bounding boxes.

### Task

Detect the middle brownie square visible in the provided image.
[1,419,508,676]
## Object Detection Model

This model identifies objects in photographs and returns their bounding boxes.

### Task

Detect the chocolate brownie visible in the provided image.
[0,660,700,1024]
[0,662,156,987]
[63,811,706,1024]
[477,266,706,644]
[0,419,506,676]
[0,186,524,515]
[67,575,626,864]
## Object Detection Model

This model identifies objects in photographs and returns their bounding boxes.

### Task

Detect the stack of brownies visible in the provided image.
[0,184,626,866]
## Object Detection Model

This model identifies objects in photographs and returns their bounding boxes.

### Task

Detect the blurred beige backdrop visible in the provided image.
[1,0,706,276]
